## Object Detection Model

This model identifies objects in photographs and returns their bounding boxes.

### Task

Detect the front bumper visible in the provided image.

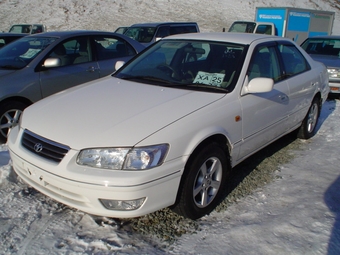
[8,127,183,218]
[329,81,340,94]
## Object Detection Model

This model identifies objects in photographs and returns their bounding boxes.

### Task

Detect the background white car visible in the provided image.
[8,32,329,220]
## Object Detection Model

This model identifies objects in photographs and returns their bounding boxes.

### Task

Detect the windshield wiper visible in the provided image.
[172,83,228,92]
[119,75,173,84]
[119,75,229,92]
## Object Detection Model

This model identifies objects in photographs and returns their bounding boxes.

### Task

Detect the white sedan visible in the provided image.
[8,32,329,220]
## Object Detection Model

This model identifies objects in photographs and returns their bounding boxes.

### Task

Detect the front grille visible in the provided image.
[21,129,70,163]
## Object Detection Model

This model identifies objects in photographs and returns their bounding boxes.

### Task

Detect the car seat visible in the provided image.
[74,42,90,64]
[52,44,72,66]
[248,52,272,80]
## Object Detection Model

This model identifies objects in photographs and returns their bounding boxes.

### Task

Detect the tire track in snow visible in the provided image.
[16,209,81,254]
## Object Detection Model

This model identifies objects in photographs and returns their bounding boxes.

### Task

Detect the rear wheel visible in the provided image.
[172,143,230,220]
[0,101,27,143]
[297,97,320,139]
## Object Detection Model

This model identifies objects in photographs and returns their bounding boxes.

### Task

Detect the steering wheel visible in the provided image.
[157,64,181,80]
[185,52,197,62]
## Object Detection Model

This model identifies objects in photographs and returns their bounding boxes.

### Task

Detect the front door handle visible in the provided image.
[86,66,98,73]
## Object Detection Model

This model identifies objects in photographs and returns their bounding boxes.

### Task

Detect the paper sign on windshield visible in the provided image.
[193,71,225,87]
[21,48,41,59]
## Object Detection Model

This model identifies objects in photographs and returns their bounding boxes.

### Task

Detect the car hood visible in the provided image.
[310,54,340,68]
[22,76,225,149]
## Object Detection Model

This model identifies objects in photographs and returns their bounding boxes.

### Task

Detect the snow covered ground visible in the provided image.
[1,0,340,254]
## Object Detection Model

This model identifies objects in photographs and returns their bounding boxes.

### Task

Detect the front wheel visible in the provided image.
[0,101,28,143]
[172,143,230,220]
[297,97,321,139]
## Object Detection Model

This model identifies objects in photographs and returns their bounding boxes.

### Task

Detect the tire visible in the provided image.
[0,101,27,143]
[172,142,230,220]
[297,97,320,139]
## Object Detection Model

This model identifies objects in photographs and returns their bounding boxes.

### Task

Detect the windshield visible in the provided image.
[114,40,246,92]
[124,27,156,43]
[0,37,56,70]
[229,22,256,33]
[9,25,32,33]
[301,38,340,56]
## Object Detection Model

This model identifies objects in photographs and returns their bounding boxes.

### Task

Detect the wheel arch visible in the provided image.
[185,134,232,170]
[296,92,322,140]
[312,91,322,117]
[171,133,232,209]
[0,96,33,108]
[315,91,322,107]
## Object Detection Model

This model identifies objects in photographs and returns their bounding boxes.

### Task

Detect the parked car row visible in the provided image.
[7,32,329,220]
[116,22,200,47]
[115,22,339,97]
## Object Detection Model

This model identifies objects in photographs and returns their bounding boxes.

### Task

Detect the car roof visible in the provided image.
[18,30,146,52]
[11,24,44,26]
[162,32,289,45]
[23,30,122,38]
[0,32,27,37]
[130,22,198,27]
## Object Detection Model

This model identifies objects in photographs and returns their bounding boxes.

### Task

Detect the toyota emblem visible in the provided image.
[34,143,43,153]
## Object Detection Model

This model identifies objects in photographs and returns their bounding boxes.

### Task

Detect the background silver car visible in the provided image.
[0,30,145,142]
[301,35,340,97]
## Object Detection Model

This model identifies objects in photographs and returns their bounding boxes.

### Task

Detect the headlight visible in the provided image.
[327,68,340,78]
[77,144,169,170]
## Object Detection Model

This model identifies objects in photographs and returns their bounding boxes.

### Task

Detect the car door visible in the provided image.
[237,43,290,161]
[93,35,139,77]
[39,36,100,98]
[278,43,316,126]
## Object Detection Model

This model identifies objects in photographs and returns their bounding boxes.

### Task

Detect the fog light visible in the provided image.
[99,197,146,211]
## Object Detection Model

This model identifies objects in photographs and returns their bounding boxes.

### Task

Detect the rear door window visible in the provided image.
[279,44,310,77]
[93,36,136,60]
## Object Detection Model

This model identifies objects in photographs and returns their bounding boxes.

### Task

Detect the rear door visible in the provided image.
[278,42,317,126]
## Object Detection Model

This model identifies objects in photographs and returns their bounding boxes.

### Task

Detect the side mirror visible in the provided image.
[115,60,125,71]
[241,77,274,95]
[43,58,61,68]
